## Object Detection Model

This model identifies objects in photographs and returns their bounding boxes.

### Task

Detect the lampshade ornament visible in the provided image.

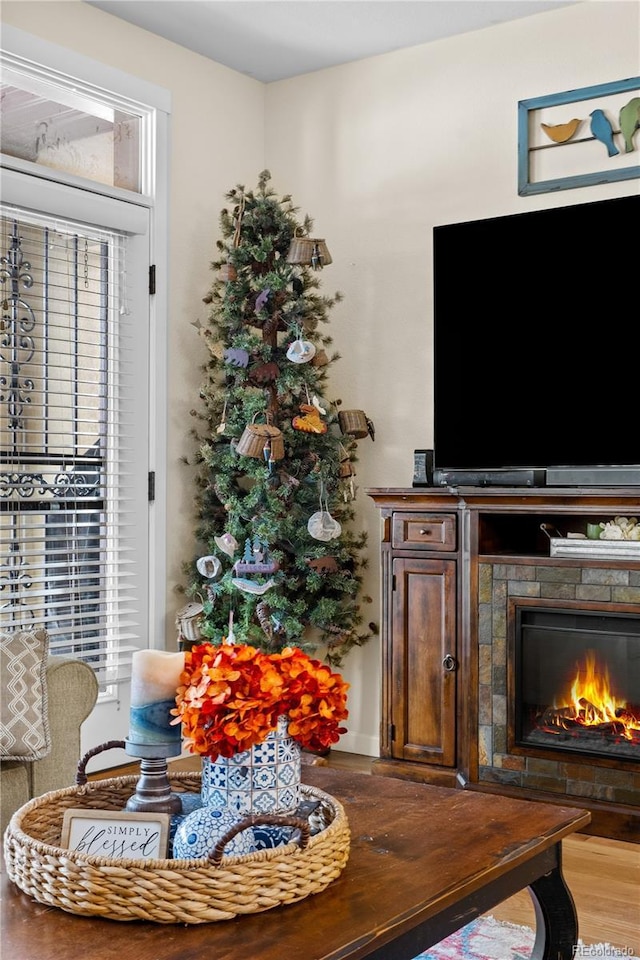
[286,232,332,270]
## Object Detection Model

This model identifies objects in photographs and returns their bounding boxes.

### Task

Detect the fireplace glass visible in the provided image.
[515,607,640,763]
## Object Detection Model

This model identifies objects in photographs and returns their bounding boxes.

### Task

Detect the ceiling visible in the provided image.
[86,1,579,83]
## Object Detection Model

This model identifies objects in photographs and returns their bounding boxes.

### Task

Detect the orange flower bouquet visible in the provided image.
[171,642,349,759]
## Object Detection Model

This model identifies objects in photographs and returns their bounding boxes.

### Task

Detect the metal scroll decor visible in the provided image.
[1,219,102,619]
[1,221,35,434]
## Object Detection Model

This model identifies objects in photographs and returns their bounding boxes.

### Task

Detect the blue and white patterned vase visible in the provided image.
[172,715,302,859]
[202,715,301,816]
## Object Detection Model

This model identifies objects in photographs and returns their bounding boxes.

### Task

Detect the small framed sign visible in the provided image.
[61,809,170,860]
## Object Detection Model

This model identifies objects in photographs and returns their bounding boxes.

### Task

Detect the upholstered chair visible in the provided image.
[1,629,99,836]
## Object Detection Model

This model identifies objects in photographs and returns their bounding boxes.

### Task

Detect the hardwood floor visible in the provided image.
[97,751,640,955]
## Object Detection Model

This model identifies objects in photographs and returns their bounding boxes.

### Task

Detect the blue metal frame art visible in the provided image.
[518,77,640,196]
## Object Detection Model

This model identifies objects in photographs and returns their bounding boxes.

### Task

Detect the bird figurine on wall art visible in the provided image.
[540,118,582,143]
[619,96,640,153]
[589,109,620,157]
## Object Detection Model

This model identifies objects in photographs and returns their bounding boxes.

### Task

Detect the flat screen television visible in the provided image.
[432,193,640,486]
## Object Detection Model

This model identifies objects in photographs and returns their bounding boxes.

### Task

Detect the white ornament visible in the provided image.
[197,555,221,578]
[307,510,342,542]
[286,339,316,364]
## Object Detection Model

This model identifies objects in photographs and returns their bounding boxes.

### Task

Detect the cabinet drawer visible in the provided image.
[392,513,456,551]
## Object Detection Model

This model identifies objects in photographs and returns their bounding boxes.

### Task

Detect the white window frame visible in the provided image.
[1,25,170,762]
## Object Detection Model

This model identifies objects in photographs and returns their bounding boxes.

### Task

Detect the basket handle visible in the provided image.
[76,740,127,785]
[250,411,275,427]
[207,812,310,867]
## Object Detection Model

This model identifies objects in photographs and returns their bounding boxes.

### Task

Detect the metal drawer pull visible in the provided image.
[442,654,458,672]
[419,528,432,535]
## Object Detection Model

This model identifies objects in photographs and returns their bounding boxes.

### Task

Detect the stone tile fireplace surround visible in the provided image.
[478,560,640,810]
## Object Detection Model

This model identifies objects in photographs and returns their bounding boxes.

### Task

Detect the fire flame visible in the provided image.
[555,650,640,741]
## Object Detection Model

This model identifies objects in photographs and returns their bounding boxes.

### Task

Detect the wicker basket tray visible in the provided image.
[4,772,350,924]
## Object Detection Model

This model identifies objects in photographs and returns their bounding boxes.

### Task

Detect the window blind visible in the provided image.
[0,208,144,688]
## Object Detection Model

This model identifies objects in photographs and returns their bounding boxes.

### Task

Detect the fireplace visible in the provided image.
[514,608,640,764]
[477,560,640,835]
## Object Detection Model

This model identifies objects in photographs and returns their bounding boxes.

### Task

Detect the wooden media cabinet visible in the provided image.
[367,487,640,843]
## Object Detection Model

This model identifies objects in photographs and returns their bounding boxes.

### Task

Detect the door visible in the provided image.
[1,170,151,758]
[391,557,457,766]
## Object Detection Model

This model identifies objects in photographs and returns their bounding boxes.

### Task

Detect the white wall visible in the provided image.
[3,0,638,757]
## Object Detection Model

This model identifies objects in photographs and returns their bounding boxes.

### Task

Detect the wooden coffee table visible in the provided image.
[2,766,590,960]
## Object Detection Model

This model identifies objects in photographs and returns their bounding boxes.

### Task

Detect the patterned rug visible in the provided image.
[412,915,618,960]
[413,916,534,960]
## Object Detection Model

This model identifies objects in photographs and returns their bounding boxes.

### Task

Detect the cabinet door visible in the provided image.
[391,557,457,766]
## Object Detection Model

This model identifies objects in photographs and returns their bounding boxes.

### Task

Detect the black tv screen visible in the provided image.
[433,194,640,478]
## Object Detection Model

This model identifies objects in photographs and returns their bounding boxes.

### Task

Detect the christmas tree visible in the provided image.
[181,171,375,667]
